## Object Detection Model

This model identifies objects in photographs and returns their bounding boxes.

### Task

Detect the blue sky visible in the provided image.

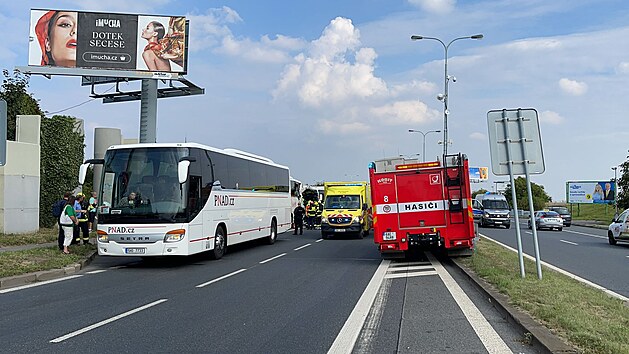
[2,0,629,202]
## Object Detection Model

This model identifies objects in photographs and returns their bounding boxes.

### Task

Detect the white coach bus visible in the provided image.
[79,143,291,259]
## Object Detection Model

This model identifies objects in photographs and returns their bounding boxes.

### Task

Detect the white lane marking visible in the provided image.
[560,240,579,246]
[259,253,287,264]
[0,275,83,294]
[50,299,168,343]
[525,231,532,234]
[85,270,107,274]
[328,260,390,354]
[294,244,312,251]
[564,229,606,240]
[626,256,629,259]
[353,277,390,354]
[481,235,629,302]
[316,239,324,243]
[427,253,512,354]
[195,269,247,288]
[384,271,438,279]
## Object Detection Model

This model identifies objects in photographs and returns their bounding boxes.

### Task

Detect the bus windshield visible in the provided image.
[324,195,360,210]
[98,147,189,224]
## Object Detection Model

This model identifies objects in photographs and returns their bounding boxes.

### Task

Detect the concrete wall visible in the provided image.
[0,115,41,234]
[92,128,122,194]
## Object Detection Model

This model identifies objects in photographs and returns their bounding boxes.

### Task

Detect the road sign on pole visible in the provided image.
[487,108,545,280]
[0,99,6,166]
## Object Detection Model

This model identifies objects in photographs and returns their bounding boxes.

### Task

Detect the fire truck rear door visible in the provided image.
[395,171,447,228]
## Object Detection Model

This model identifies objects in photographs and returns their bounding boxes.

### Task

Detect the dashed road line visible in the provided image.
[0,275,83,294]
[50,299,168,343]
[564,229,606,240]
[294,243,311,251]
[85,270,107,274]
[259,253,287,264]
[316,239,324,243]
[196,269,247,288]
[560,240,578,246]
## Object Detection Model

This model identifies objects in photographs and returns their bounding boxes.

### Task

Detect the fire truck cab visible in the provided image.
[368,154,475,259]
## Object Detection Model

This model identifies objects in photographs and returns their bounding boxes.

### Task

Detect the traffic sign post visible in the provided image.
[0,99,6,166]
[487,108,545,279]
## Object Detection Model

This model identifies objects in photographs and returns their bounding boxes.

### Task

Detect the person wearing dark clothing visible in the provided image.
[293,204,306,235]
[54,192,71,250]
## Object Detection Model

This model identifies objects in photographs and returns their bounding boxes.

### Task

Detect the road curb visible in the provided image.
[0,250,98,290]
[450,258,578,354]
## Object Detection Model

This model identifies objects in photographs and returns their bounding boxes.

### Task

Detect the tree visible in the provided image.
[502,177,551,211]
[40,115,85,227]
[616,158,629,210]
[0,69,44,141]
[472,188,488,199]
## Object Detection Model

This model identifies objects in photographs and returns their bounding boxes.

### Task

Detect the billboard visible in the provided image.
[469,167,489,182]
[567,181,615,204]
[29,9,187,74]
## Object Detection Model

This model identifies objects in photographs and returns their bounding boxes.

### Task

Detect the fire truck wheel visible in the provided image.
[266,219,278,245]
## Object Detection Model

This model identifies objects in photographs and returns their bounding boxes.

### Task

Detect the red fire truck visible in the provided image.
[368,154,476,259]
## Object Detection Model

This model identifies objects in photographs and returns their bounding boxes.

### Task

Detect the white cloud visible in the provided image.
[469,132,486,141]
[540,110,565,125]
[186,7,242,51]
[64,0,172,12]
[371,101,440,126]
[274,17,387,107]
[319,120,370,135]
[408,0,456,14]
[390,80,437,97]
[618,62,629,74]
[218,36,293,63]
[558,78,587,95]
[507,38,562,51]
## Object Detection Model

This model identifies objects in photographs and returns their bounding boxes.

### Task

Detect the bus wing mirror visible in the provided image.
[78,158,104,185]
[178,160,191,184]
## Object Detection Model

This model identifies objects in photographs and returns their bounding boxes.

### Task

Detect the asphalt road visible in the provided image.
[0,230,541,353]
[478,221,629,298]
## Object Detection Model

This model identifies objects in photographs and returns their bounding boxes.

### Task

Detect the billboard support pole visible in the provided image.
[139,79,157,143]
[501,109,526,278]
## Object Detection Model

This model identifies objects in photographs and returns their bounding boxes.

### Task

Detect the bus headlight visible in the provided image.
[164,229,186,243]
[97,230,109,243]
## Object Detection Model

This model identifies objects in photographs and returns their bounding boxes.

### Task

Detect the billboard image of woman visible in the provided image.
[30,10,78,67]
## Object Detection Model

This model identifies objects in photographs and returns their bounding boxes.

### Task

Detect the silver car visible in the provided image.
[528,211,563,231]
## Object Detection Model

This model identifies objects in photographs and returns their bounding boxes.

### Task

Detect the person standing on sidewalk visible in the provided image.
[88,191,97,232]
[74,193,90,245]
[60,196,79,254]
[53,192,71,251]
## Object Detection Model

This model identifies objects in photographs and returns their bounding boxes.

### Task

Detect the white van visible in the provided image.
[474,193,511,229]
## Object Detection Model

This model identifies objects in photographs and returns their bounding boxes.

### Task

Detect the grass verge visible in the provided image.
[0,244,96,278]
[0,228,58,247]
[568,203,616,223]
[459,238,629,354]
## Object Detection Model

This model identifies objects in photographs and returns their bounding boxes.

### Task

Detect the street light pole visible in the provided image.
[410,34,483,159]
[408,129,441,161]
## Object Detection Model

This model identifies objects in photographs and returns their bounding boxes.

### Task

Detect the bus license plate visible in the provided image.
[125,247,146,254]
[334,229,346,232]
[383,232,396,240]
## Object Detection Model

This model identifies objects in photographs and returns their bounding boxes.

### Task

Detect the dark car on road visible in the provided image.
[547,206,571,227]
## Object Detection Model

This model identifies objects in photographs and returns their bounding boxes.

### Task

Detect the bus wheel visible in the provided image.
[211,226,226,260]
[266,219,277,245]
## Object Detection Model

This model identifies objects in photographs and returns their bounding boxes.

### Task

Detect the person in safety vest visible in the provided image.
[73,193,90,245]
[306,200,317,229]
[315,199,323,227]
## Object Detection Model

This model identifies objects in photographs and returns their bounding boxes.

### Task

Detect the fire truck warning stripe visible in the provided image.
[375,200,446,214]
[427,253,512,353]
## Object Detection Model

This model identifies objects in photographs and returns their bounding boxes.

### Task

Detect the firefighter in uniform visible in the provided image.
[306,200,317,229]
[315,199,323,228]
[293,203,305,235]
[74,193,91,245]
